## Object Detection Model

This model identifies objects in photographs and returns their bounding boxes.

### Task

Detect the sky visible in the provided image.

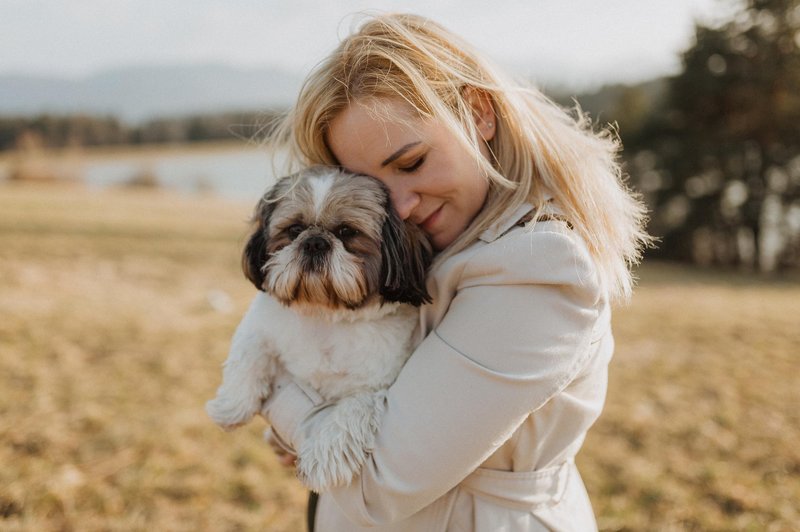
[1,0,734,90]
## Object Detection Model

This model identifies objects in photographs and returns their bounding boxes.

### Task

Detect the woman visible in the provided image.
[262,13,651,531]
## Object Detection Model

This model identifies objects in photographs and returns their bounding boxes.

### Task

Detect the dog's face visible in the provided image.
[243,167,432,310]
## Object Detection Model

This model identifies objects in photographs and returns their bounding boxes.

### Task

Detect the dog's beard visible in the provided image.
[264,240,374,309]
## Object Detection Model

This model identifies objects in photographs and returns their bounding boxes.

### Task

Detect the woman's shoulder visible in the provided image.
[459,202,600,296]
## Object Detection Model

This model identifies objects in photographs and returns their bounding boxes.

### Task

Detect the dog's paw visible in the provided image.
[296,438,367,492]
[294,392,385,491]
[205,394,259,430]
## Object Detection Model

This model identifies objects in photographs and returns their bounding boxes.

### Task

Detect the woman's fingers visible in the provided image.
[264,426,297,468]
[278,452,297,468]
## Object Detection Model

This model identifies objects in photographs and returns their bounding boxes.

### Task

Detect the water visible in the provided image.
[81,145,282,201]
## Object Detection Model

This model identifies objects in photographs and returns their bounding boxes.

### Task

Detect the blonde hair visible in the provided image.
[264,13,652,301]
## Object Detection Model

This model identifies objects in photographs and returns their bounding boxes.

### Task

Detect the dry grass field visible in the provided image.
[0,182,798,531]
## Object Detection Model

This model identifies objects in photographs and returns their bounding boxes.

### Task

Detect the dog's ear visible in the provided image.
[380,203,433,306]
[242,206,271,291]
[242,228,267,290]
[241,177,291,290]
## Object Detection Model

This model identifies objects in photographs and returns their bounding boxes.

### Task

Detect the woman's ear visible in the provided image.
[464,87,496,142]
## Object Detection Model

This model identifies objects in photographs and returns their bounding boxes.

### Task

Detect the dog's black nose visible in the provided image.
[303,236,331,255]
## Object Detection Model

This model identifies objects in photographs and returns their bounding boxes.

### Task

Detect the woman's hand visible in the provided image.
[264,426,297,468]
[260,370,298,468]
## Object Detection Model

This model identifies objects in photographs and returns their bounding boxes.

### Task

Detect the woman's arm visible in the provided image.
[266,226,603,525]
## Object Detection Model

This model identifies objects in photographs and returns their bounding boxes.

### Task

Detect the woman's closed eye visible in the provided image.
[398,155,426,173]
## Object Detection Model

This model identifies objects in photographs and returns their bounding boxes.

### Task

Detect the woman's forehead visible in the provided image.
[340,98,421,134]
[327,99,426,165]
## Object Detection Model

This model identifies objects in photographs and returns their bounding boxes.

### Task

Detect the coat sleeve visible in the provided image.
[265,226,603,526]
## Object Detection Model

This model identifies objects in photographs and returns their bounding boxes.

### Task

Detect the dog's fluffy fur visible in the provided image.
[206,167,431,492]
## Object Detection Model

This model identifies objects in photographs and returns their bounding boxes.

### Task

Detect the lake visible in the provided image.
[82,144,283,200]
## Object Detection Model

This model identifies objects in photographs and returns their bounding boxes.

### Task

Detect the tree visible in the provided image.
[641,0,800,270]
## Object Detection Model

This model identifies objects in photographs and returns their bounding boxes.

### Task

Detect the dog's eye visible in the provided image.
[335,225,359,239]
[286,224,305,240]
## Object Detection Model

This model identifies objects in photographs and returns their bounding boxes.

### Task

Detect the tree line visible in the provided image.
[0,110,282,151]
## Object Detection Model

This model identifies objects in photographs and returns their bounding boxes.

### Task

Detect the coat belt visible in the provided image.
[459,459,574,512]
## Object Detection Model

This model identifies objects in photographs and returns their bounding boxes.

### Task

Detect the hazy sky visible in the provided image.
[1,0,732,89]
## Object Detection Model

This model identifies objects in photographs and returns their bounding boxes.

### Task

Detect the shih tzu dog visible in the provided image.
[206,166,432,492]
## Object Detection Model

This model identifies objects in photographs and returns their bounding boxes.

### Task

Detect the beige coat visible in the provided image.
[268,201,613,531]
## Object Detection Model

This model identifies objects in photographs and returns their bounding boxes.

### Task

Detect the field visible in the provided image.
[0,182,798,531]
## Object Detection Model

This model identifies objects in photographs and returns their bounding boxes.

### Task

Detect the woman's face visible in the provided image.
[327,99,491,251]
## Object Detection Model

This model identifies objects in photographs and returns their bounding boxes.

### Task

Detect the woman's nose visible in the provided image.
[389,187,421,220]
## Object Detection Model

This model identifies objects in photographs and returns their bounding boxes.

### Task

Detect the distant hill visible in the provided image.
[0,64,304,122]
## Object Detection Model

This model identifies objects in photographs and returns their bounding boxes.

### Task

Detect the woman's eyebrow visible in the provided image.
[381,142,421,167]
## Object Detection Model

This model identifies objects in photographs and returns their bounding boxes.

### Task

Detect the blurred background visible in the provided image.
[1,0,798,530]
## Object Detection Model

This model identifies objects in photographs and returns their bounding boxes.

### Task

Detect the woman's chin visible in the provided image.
[430,231,454,251]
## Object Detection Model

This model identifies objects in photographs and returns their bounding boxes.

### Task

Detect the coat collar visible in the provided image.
[478,202,535,243]
[477,192,554,243]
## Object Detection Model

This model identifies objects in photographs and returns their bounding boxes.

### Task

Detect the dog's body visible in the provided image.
[213,292,418,414]
[251,295,418,400]
[206,167,431,492]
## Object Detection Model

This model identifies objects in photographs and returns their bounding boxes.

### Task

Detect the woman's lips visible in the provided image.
[420,205,443,233]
